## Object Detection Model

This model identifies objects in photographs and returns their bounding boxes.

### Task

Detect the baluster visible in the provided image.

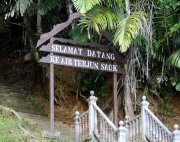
[153,120,156,141]
[146,112,149,139]
[107,125,110,141]
[79,118,82,141]
[131,121,134,142]
[102,119,105,141]
[85,114,88,138]
[99,116,103,140]
[162,131,165,142]
[167,134,170,142]
[126,123,130,141]
[105,123,108,142]
[133,120,136,141]
[125,116,129,141]
[75,111,80,142]
[135,118,139,141]
[155,122,158,141]
[94,109,98,134]
[150,116,153,141]
[164,132,168,142]
[136,118,139,141]
[158,125,162,142]
[82,117,85,141]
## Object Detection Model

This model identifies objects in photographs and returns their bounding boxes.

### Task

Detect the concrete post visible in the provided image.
[173,124,180,142]
[75,111,80,142]
[118,121,127,142]
[141,96,149,141]
[87,90,98,138]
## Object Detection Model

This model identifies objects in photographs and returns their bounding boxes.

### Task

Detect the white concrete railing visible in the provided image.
[75,90,127,142]
[125,115,142,141]
[75,92,180,142]
[141,96,180,142]
[92,103,118,141]
[75,110,89,142]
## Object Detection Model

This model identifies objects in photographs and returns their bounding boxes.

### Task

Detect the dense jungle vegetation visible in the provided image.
[0,0,179,126]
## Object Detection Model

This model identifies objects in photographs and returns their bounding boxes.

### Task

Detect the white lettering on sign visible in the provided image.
[87,49,115,60]
[40,54,124,73]
[52,44,82,55]
[41,44,118,61]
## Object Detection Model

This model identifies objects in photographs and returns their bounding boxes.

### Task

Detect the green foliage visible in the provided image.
[80,71,111,97]
[79,5,122,34]
[38,0,64,15]
[79,6,122,34]
[8,0,64,17]
[168,50,180,68]
[169,23,180,36]
[114,11,147,52]
[72,0,103,13]
[0,111,27,141]
[27,96,45,113]
[160,95,174,117]
[171,76,180,92]
[69,26,89,42]
[9,0,32,17]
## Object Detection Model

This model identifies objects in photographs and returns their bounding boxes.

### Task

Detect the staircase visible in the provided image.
[0,69,75,141]
[75,91,180,142]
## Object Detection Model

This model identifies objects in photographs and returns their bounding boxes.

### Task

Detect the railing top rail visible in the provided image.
[144,107,172,135]
[79,110,89,119]
[92,103,117,131]
[126,115,141,124]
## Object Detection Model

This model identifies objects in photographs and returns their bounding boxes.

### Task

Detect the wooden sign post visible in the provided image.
[39,38,125,137]
[37,13,126,138]
[49,38,55,133]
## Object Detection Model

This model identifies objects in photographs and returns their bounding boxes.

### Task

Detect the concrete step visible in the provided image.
[0,94,26,100]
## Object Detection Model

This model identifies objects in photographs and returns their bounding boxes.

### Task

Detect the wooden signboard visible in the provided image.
[40,54,125,74]
[40,43,124,63]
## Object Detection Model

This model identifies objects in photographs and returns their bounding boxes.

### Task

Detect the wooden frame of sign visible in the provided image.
[37,12,126,134]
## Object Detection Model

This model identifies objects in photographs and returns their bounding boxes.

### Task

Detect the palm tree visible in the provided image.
[72,0,147,118]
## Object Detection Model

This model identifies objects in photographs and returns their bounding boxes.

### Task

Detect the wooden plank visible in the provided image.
[52,38,126,63]
[40,54,125,74]
[40,43,124,63]
[36,12,82,48]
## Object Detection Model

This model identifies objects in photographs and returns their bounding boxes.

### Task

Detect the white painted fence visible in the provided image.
[75,91,126,142]
[75,91,180,142]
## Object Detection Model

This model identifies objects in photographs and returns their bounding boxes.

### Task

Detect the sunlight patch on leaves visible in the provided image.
[114,11,147,53]
[72,0,102,13]
[78,6,122,34]
[10,0,32,17]
[168,49,180,68]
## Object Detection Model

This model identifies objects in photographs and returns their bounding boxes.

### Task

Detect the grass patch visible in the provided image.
[0,107,71,142]
[0,111,30,141]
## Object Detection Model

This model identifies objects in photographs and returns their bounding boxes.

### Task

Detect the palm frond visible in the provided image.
[39,0,63,15]
[10,0,32,17]
[78,5,122,34]
[168,50,180,68]
[114,11,147,53]
[72,0,103,13]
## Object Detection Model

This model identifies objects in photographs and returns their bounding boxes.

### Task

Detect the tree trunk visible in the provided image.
[124,0,135,119]
[124,64,134,118]
[37,0,42,35]
[0,16,5,33]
